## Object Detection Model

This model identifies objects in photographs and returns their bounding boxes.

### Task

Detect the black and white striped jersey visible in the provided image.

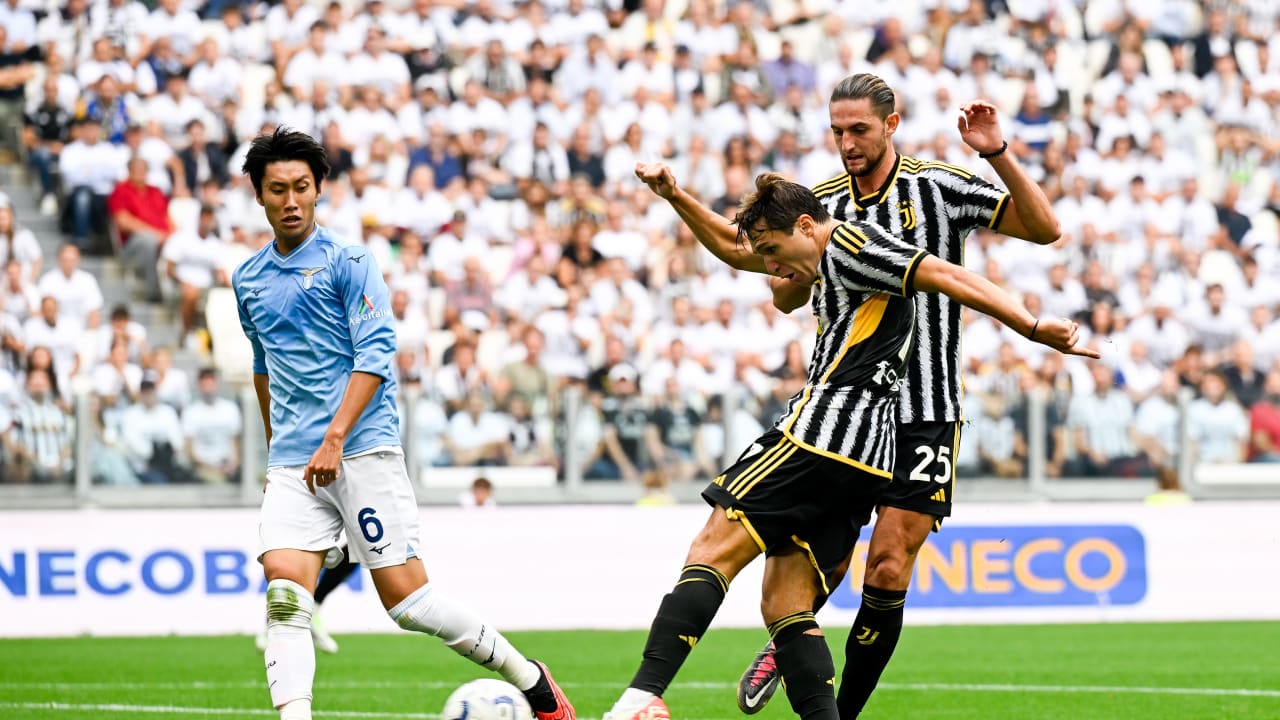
[812,154,1009,424]
[775,220,927,478]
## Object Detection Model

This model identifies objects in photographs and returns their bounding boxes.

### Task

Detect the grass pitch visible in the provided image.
[1,621,1277,719]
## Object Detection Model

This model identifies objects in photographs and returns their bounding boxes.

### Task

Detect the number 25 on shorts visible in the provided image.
[910,446,951,483]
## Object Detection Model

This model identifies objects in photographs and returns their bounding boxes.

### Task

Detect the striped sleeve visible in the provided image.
[827,220,927,297]
[928,167,1010,234]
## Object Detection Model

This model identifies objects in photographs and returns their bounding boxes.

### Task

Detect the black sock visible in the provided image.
[630,564,728,695]
[836,585,906,718]
[522,664,558,714]
[771,612,837,720]
[314,549,357,606]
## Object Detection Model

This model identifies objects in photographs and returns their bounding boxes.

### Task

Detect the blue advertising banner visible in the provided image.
[829,525,1147,608]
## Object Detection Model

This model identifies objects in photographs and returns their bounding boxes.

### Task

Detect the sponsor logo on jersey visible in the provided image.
[350,294,389,325]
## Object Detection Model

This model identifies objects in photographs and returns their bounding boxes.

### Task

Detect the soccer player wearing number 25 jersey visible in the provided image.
[232,128,575,720]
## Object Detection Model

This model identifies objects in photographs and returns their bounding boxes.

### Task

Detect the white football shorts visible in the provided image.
[258,446,421,570]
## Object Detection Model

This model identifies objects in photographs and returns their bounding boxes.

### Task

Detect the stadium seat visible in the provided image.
[1143,40,1174,83]
[205,287,255,384]
[425,329,456,368]
[475,328,509,376]
[168,197,201,236]
[237,63,276,119]
[485,244,514,285]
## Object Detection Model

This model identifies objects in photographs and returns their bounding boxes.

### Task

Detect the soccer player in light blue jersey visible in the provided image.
[233,128,575,720]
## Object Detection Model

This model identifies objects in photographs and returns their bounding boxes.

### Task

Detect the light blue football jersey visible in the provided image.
[232,224,400,467]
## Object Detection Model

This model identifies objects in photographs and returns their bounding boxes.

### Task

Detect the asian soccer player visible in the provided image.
[233,127,575,720]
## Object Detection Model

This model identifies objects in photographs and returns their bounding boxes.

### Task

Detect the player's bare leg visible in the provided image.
[261,548,326,720]
[760,548,838,720]
[835,506,934,718]
[374,558,575,720]
[606,509,762,720]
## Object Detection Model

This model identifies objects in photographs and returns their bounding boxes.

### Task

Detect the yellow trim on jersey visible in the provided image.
[780,429,893,478]
[734,445,799,499]
[902,249,927,295]
[725,437,789,496]
[812,173,850,197]
[782,294,889,436]
[725,508,767,552]
[852,154,902,211]
[832,224,868,255]
[819,294,888,384]
[790,535,832,596]
[988,192,1010,229]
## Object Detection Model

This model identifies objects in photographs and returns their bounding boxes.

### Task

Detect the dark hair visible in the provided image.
[110,304,130,321]
[198,367,219,381]
[830,73,896,120]
[241,126,331,196]
[732,173,830,246]
[25,347,61,399]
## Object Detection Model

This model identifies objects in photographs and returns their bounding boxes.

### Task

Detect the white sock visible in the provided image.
[279,698,312,720]
[389,583,540,690]
[265,579,316,710]
[613,688,656,714]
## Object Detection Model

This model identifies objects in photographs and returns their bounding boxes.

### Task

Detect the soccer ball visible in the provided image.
[441,678,534,720]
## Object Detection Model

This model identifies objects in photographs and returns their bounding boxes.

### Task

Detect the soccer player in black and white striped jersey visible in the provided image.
[602,174,1093,720]
[636,72,1067,718]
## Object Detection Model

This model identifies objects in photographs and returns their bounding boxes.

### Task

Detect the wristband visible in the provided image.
[979,141,1008,159]
[1029,318,1039,341]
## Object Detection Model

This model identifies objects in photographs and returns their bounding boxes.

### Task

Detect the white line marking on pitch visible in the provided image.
[0,702,436,718]
[3,681,1279,698]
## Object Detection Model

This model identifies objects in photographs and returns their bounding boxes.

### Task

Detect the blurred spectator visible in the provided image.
[163,204,226,344]
[412,391,451,469]
[1067,364,1147,477]
[0,24,33,160]
[1186,371,1249,464]
[648,377,702,482]
[20,297,79,392]
[107,155,171,302]
[91,336,141,405]
[94,303,146,363]
[504,394,555,467]
[177,119,229,193]
[1132,371,1185,493]
[0,204,41,282]
[459,476,495,509]
[1248,370,1280,463]
[181,368,241,484]
[971,393,1022,478]
[5,369,72,483]
[59,119,124,251]
[443,392,509,466]
[147,346,190,410]
[590,363,652,482]
[120,378,185,483]
[1218,339,1265,409]
[495,326,554,409]
[22,73,73,214]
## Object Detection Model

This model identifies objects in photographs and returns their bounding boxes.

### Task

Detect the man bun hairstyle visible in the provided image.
[830,73,896,120]
[241,126,332,196]
[733,173,830,246]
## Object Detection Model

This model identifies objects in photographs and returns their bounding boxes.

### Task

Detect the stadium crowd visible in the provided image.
[0,0,1278,491]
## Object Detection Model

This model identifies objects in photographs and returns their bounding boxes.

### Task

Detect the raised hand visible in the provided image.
[635,162,679,199]
[1030,317,1102,359]
[957,100,1006,156]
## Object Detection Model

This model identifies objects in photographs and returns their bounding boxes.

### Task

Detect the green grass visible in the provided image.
[1,622,1278,719]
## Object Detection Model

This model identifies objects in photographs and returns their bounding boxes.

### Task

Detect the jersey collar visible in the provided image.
[270,223,321,262]
[851,152,902,212]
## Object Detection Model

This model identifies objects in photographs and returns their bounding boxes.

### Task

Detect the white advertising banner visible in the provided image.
[1,501,1277,637]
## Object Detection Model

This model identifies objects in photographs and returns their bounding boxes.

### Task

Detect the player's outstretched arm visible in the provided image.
[635,161,768,273]
[958,100,1061,244]
[912,256,1100,358]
